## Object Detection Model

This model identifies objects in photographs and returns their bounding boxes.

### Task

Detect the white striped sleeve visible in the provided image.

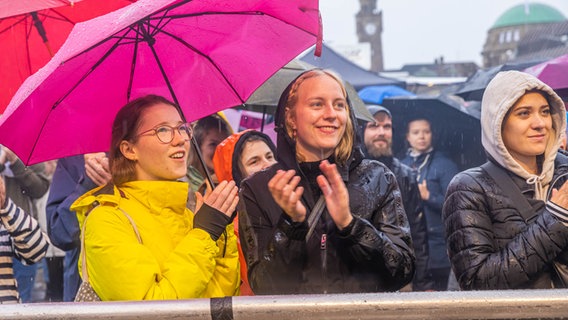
[546,200,568,227]
[0,198,48,264]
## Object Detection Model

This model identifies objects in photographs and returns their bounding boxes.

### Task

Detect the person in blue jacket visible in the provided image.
[46,153,111,301]
[402,117,458,291]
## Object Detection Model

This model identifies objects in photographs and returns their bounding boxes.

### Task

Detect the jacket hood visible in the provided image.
[274,69,364,174]
[213,129,276,186]
[481,70,566,199]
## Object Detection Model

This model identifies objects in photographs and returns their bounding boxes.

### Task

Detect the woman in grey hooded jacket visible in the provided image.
[443,70,568,290]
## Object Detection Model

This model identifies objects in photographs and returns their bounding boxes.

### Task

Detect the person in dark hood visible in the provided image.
[238,69,415,294]
[362,105,432,291]
[213,129,277,295]
[443,70,568,290]
[401,117,458,290]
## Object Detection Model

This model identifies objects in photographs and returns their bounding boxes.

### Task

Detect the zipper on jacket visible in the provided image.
[321,233,327,294]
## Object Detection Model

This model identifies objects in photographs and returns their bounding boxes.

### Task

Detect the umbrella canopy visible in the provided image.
[300,44,405,90]
[455,60,544,101]
[244,59,374,122]
[524,54,568,99]
[0,0,83,18]
[358,85,415,105]
[0,0,136,111]
[381,95,484,170]
[0,0,321,165]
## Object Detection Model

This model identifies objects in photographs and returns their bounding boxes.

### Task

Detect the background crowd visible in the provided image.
[1,68,568,303]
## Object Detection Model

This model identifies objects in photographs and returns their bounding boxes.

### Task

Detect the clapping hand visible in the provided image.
[84,152,111,186]
[0,175,5,209]
[316,160,353,230]
[195,180,239,218]
[268,169,306,222]
[550,180,568,209]
[418,180,430,201]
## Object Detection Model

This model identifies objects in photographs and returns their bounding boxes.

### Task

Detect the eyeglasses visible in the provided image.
[136,123,193,144]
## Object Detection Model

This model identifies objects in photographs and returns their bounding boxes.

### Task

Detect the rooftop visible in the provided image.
[492,2,566,28]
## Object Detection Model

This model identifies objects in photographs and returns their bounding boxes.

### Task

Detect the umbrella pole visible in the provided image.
[31,12,53,57]
[142,26,216,189]
[261,105,267,132]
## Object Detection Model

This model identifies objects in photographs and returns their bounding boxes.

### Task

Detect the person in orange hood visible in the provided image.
[213,129,277,295]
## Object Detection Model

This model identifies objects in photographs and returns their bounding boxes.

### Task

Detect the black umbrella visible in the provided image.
[243,59,374,124]
[300,44,406,90]
[455,60,545,101]
[381,95,484,170]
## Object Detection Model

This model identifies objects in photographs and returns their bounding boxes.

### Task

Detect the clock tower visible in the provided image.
[356,0,384,72]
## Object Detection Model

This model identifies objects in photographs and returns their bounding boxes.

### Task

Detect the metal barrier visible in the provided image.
[2,289,568,320]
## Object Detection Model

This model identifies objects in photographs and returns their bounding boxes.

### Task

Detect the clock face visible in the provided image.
[365,23,377,36]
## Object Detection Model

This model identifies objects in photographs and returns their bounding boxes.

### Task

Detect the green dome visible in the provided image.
[492,2,566,28]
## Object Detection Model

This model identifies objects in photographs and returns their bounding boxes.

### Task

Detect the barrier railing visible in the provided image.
[2,289,568,320]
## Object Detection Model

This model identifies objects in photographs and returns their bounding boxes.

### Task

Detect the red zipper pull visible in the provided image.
[320,233,327,250]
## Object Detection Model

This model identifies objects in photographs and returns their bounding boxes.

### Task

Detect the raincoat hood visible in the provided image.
[273,69,364,174]
[481,70,566,200]
[213,129,276,186]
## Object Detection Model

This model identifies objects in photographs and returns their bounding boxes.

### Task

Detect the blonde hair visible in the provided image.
[284,69,354,165]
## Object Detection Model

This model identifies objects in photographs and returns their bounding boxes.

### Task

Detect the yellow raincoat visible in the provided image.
[71,180,240,301]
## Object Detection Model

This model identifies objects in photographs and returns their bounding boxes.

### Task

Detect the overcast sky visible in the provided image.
[319,0,568,70]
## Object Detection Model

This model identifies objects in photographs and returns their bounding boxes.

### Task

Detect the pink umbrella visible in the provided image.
[0,0,137,112]
[524,54,568,97]
[0,0,321,165]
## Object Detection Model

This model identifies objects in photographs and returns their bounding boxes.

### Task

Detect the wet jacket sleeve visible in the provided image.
[238,179,308,294]
[0,198,48,264]
[239,165,415,294]
[425,157,458,211]
[443,171,568,290]
[400,168,431,291]
[8,160,50,200]
[46,157,96,250]
[333,168,415,291]
[84,206,239,300]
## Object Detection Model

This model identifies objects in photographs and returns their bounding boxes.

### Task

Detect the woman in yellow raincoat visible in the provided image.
[72,95,240,301]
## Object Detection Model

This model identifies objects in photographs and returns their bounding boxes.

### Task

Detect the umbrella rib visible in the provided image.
[157,10,318,37]
[159,28,245,103]
[41,9,77,24]
[126,25,140,102]
[0,16,27,34]
[53,30,133,109]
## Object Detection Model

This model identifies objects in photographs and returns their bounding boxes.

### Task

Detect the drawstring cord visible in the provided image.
[526,175,546,201]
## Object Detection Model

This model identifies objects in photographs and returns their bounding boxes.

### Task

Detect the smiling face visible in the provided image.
[406,119,432,153]
[286,73,348,161]
[121,103,190,181]
[502,92,552,172]
[239,140,277,178]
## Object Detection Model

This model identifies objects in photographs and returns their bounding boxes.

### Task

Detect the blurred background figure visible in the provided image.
[35,160,65,302]
[402,118,458,291]
[213,129,277,295]
[0,146,50,302]
[186,114,232,210]
[46,152,111,301]
[0,150,48,303]
[362,105,432,291]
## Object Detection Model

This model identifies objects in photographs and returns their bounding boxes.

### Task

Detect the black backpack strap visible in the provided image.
[480,162,536,222]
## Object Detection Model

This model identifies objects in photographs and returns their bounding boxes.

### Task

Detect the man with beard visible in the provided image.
[362,105,433,291]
